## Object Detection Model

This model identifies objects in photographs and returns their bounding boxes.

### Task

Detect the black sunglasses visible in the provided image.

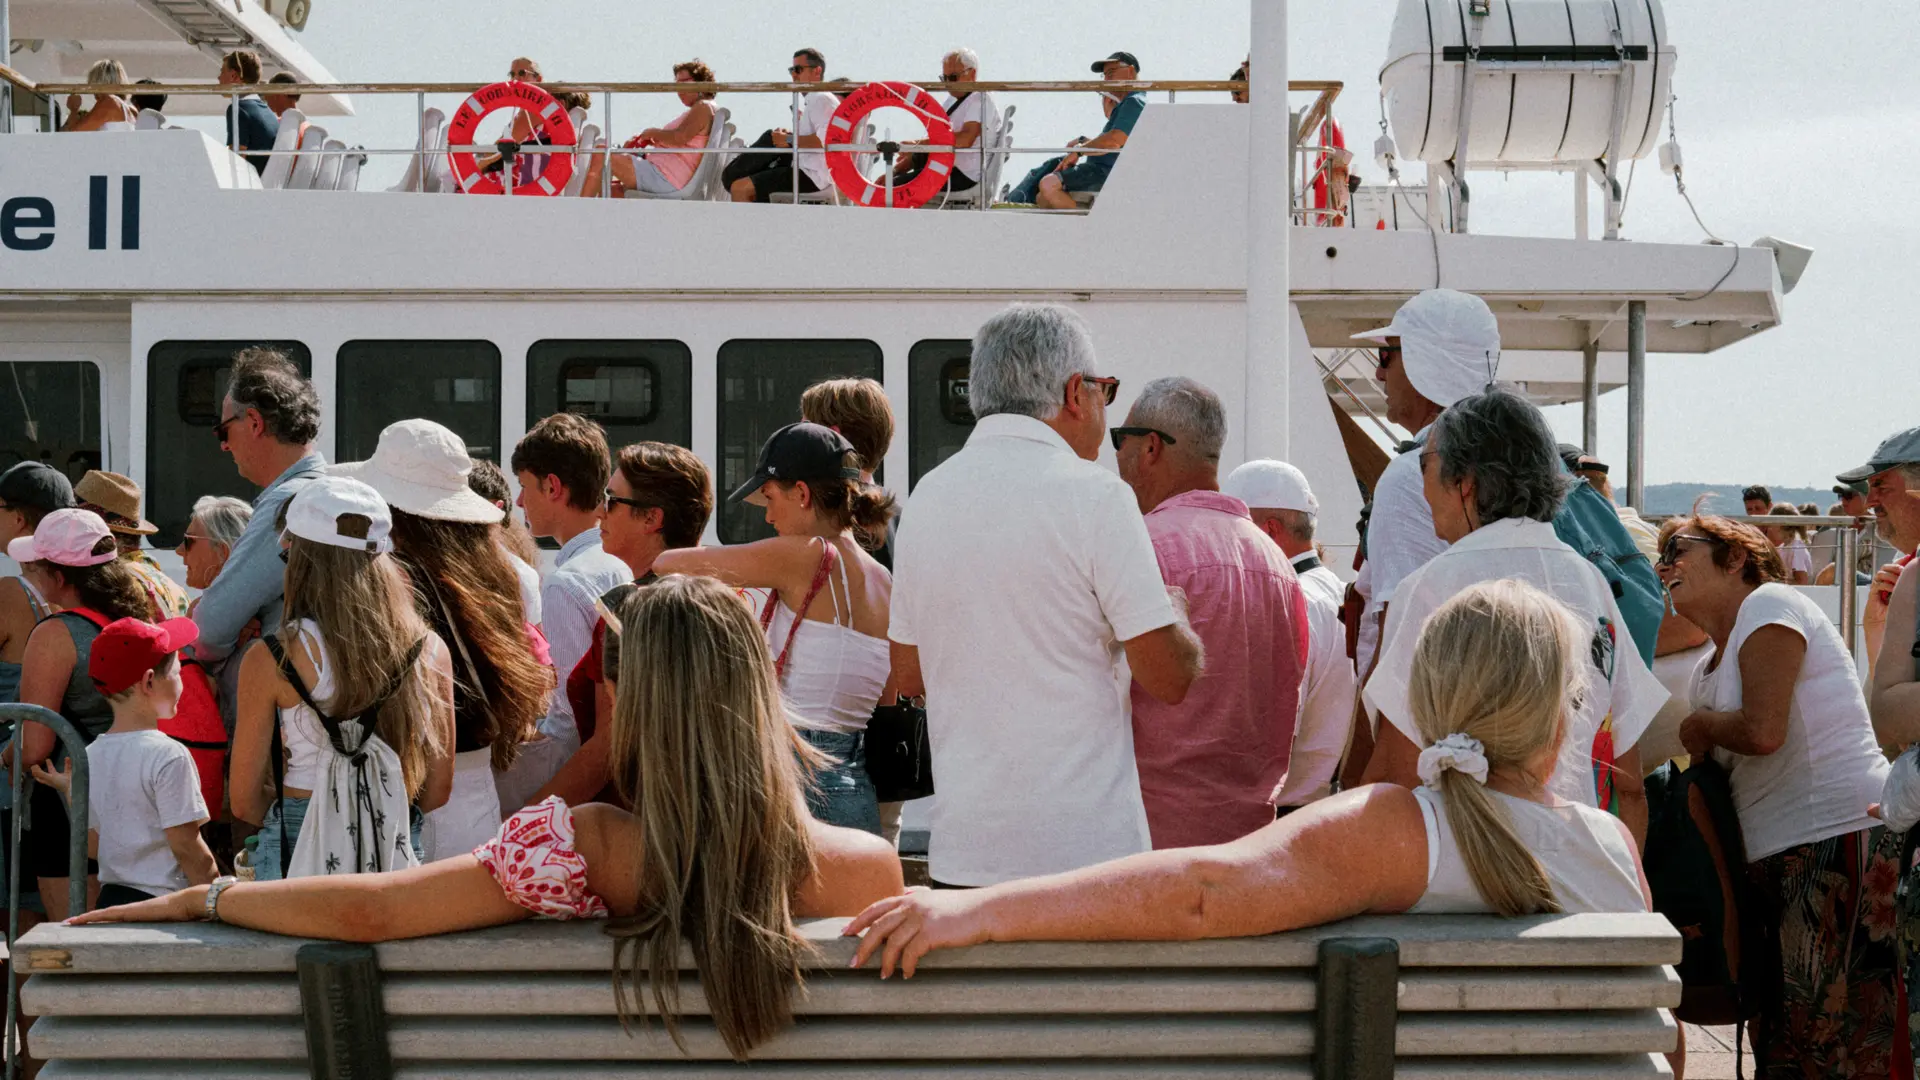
[1109,426,1178,451]
[1375,345,1401,371]
[1657,533,1714,568]
[1076,374,1120,406]
[789,64,817,75]
[213,412,239,444]
[605,489,651,512]
[939,72,963,82]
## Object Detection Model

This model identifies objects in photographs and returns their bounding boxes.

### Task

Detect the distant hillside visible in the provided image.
[1641,484,1840,516]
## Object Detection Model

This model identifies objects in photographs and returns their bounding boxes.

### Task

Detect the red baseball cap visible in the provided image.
[89,617,199,696]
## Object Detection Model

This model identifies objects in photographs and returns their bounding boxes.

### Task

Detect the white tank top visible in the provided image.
[763,545,890,735]
[279,619,340,791]
[1408,785,1645,914]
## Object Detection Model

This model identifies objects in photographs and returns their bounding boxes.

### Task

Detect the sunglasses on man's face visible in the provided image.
[1109,427,1178,452]
[510,68,540,80]
[1080,375,1120,406]
[789,64,818,76]
[1375,345,1401,371]
[213,412,240,445]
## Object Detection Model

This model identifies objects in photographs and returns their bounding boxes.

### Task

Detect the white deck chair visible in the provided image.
[336,147,366,191]
[770,120,866,205]
[424,117,455,193]
[390,107,446,193]
[284,125,329,191]
[626,107,731,202]
[135,109,167,131]
[261,108,306,189]
[313,138,346,191]
[560,123,601,197]
[939,104,1014,209]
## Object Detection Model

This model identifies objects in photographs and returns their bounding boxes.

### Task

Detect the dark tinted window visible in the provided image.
[716,340,882,544]
[336,341,501,466]
[909,340,975,488]
[0,362,102,487]
[145,341,312,546]
[526,340,693,449]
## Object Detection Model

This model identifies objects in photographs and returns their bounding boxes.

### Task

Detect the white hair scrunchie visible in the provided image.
[1416,733,1490,789]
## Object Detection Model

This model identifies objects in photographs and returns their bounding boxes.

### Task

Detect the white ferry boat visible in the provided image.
[0,0,1798,572]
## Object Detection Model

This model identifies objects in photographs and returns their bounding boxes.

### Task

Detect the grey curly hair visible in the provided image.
[1429,386,1571,524]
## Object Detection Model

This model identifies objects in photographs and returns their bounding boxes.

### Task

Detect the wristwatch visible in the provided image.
[204,875,239,922]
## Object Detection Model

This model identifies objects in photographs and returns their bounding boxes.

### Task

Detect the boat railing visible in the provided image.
[0,66,1347,217]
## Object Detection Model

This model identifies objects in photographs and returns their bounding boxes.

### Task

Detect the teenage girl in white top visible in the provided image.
[846,578,1650,971]
[651,423,897,837]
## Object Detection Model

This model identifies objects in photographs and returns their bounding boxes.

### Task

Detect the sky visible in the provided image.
[181,0,1920,487]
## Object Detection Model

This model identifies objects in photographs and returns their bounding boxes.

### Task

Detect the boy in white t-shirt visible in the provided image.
[34,617,216,908]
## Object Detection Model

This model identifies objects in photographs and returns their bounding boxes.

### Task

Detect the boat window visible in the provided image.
[145,341,312,547]
[336,341,502,467]
[526,340,693,450]
[908,340,975,489]
[716,339,882,545]
[0,360,102,488]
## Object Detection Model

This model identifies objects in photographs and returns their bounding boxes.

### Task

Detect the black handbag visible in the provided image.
[864,696,933,803]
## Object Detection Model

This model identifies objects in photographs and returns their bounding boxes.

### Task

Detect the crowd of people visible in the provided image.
[0,294,1912,1075]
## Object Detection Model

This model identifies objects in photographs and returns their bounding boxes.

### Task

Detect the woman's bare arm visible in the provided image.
[645,102,713,147]
[651,536,815,593]
[415,638,456,814]
[228,641,283,824]
[16,623,76,767]
[1871,561,1920,749]
[1681,624,1804,758]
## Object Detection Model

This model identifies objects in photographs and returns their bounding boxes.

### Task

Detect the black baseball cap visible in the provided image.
[1091,51,1140,73]
[0,462,76,514]
[729,423,862,505]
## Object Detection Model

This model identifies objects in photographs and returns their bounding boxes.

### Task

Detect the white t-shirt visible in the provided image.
[1272,555,1356,806]
[1356,426,1447,677]
[1779,537,1813,577]
[890,414,1176,885]
[943,91,999,181]
[1694,584,1888,860]
[1408,786,1645,915]
[86,729,209,897]
[1363,518,1668,809]
[796,91,841,189]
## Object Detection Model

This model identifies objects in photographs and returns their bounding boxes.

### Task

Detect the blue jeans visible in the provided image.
[255,797,424,880]
[798,729,881,836]
[1007,157,1110,203]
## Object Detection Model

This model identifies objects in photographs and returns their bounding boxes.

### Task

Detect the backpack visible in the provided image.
[162,659,228,819]
[1643,759,1776,1066]
[1553,479,1664,667]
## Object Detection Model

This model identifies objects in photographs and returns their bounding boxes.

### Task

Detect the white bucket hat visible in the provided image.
[1352,288,1501,409]
[1222,460,1318,515]
[329,419,503,525]
[285,476,394,555]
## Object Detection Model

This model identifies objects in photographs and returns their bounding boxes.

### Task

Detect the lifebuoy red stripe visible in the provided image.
[824,81,956,210]
[446,80,578,197]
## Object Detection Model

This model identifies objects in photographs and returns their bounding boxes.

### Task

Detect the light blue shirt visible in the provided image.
[540,527,631,738]
[191,450,327,663]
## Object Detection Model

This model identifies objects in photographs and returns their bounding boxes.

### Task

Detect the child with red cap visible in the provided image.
[33,616,218,909]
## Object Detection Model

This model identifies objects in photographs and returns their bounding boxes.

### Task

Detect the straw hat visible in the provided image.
[74,470,158,536]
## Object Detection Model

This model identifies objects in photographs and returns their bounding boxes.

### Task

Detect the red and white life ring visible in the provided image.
[1310,118,1350,226]
[824,82,955,209]
[446,80,578,196]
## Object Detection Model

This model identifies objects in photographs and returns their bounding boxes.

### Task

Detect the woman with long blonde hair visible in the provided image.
[841,578,1650,978]
[76,575,904,1060]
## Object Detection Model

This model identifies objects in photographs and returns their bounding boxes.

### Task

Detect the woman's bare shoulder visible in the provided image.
[796,820,904,918]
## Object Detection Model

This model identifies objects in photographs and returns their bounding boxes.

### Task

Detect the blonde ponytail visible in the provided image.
[1406,579,1592,917]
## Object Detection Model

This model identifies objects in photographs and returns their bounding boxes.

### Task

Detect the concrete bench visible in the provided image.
[17,911,1678,1078]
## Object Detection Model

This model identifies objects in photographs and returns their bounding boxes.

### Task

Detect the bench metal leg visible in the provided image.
[298,942,392,1080]
[1314,937,1398,1080]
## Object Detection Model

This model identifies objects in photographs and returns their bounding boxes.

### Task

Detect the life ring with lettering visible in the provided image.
[446,80,577,196]
[824,82,954,209]
[1310,118,1350,226]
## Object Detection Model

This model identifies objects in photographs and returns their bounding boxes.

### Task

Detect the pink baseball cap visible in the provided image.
[7,508,117,568]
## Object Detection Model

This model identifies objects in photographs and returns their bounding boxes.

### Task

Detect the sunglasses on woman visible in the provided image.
[1657,534,1713,567]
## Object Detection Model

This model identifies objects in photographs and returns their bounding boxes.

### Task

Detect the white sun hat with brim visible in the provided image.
[284,476,395,555]
[1351,288,1502,409]
[1222,460,1318,515]
[329,419,504,525]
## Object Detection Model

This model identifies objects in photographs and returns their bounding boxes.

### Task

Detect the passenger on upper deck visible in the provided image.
[192,348,327,686]
[888,303,1202,887]
[264,72,311,150]
[129,78,166,116]
[1229,59,1249,104]
[217,50,279,175]
[846,579,1651,978]
[60,59,137,132]
[75,470,189,620]
[724,48,839,203]
[1005,51,1145,209]
[577,60,716,198]
[891,49,997,197]
[1113,377,1307,849]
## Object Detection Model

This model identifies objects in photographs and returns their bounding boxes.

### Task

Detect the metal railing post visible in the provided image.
[229,92,238,154]
[790,90,801,204]
[601,91,613,199]
[4,704,93,1080]
[1581,334,1599,453]
[1625,300,1647,511]
[414,91,425,192]
[1838,526,1859,660]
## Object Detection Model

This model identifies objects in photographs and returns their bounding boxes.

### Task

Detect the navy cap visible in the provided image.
[728,423,862,504]
[0,462,76,515]
[1091,51,1140,73]
[1836,425,1920,484]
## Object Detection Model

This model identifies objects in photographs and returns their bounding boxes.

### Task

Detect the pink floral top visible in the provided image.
[473,796,609,919]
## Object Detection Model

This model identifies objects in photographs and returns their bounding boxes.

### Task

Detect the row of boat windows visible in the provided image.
[1,340,978,549]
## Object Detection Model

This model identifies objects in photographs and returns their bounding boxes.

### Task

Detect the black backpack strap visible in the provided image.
[261,634,293,878]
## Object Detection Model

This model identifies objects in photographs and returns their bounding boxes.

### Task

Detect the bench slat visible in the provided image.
[1398,967,1682,1011]
[1397,1055,1672,1079]
[1397,1011,1678,1055]
[15,912,1679,975]
[28,1016,306,1060]
[40,1063,308,1080]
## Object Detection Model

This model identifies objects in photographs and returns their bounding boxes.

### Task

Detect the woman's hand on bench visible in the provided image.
[68,885,206,925]
[844,887,991,979]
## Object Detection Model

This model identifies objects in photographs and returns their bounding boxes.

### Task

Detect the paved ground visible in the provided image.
[1682,1024,1752,1079]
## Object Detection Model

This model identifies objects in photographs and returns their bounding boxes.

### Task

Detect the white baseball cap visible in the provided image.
[284,476,394,555]
[329,419,503,525]
[1222,460,1318,515]
[1351,288,1501,409]
[6,508,117,568]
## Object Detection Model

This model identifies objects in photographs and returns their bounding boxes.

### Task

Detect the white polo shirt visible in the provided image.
[1362,517,1667,810]
[890,413,1176,885]
[942,91,999,181]
[796,91,842,190]
[1272,551,1357,807]
[1356,426,1447,677]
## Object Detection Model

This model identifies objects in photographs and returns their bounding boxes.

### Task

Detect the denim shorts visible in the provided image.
[797,729,881,836]
[255,796,425,880]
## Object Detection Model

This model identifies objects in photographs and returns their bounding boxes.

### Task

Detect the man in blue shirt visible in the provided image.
[218,50,280,176]
[1008,51,1146,208]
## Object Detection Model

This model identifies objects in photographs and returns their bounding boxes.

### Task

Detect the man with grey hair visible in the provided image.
[1360,386,1665,842]
[1113,378,1308,847]
[895,48,998,195]
[890,303,1202,886]
[1223,460,1356,812]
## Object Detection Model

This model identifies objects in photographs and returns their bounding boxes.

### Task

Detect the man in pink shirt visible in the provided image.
[1113,377,1310,848]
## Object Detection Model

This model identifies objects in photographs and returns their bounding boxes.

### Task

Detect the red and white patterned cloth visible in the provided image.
[473,796,609,919]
